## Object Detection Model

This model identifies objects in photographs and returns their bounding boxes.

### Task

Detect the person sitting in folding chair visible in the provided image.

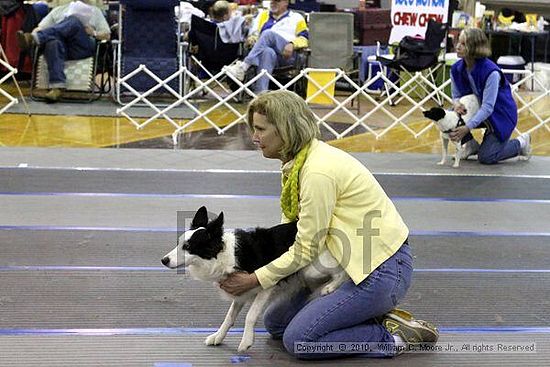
[449,28,531,164]
[208,0,231,23]
[225,0,308,92]
[209,0,252,42]
[16,0,110,102]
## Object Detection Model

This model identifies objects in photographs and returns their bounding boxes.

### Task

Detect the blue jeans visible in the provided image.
[36,16,96,87]
[244,30,295,92]
[264,242,413,360]
[477,130,521,164]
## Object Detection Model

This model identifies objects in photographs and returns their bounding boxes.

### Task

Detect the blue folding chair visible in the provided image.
[113,0,183,104]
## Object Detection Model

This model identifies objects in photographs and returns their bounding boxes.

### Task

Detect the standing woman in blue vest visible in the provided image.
[449,28,531,164]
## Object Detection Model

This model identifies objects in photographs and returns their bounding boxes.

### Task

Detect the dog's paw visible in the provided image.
[205,331,225,346]
[437,160,446,166]
[237,338,253,353]
[320,283,338,296]
[452,161,460,168]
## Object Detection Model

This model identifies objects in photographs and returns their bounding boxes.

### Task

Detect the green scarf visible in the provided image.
[280,144,310,221]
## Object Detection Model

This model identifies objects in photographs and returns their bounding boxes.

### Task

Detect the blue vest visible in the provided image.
[451,58,517,142]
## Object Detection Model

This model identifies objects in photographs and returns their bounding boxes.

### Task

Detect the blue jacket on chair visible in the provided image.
[451,58,517,142]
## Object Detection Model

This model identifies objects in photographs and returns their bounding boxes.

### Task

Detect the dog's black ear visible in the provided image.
[434,108,447,121]
[206,212,224,238]
[191,206,209,228]
[212,212,224,227]
[423,107,445,121]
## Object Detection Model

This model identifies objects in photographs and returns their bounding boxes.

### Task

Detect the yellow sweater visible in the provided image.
[255,139,409,289]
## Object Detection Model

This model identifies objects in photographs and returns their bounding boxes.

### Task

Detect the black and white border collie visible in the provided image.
[161,206,349,353]
[423,94,480,168]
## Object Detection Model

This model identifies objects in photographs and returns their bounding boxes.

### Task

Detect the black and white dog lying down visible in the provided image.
[423,94,480,168]
[161,206,349,353]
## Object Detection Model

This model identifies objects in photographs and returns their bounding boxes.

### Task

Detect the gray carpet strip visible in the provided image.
[1,334,547,367]
[2,168,550,199]
[7,100,195,118]
[1,271,548,328]
[1,230,549,270]
[2,195,548,234]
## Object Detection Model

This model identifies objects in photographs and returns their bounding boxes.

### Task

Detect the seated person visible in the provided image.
[226,0,308,92]
[210,0,252,43]
[209,0,231,23]
[16,0,110,102]
[184,1,249,43]
[449,28,531,163]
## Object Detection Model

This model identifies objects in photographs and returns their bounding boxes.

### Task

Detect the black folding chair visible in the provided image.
[186,14,242,96]
[377,19,448,106]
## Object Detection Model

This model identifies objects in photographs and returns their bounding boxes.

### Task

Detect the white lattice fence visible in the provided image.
[364,71,453,139]
[178,68,267,137]
[117,65,410,144]
[503,69,550,136]
[0,58,18,114]
[115,64,550,145]
[116,64,441,143]
[302,68,405,139]
[175,67,411,141]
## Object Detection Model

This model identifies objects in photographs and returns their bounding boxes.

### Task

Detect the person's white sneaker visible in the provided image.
[458,139,479,159]
[225,61,245,81]
[519,134,532,161]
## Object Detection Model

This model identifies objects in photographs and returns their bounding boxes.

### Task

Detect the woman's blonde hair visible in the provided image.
[460,28,491,59]
[247,90,320,161]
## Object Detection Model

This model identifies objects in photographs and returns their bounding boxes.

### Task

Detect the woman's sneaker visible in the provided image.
[378,308,439,345]
[519,134,532,161]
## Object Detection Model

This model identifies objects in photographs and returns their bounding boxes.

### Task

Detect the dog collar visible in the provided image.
[456,113,466,127]
[443,112,466,134]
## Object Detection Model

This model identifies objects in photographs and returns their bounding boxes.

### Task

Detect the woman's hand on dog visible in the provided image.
[219,271,260,296]
[453,102,467,115]
[449,125,470,142]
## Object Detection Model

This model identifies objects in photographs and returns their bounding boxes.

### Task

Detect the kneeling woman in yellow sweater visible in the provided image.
[220,90,438,359]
